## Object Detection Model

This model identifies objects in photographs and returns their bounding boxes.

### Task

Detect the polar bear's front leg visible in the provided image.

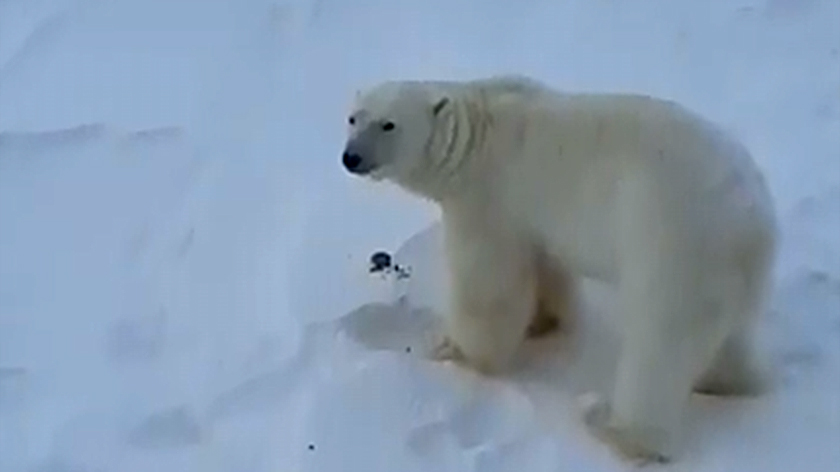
[434,207,537,374]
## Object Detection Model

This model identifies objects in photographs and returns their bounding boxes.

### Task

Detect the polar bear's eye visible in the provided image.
[348,116,356,125]
[381,121,395,131]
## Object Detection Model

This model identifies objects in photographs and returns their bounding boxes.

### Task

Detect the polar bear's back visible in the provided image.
[466,75,549,97]
[450,78,776,282]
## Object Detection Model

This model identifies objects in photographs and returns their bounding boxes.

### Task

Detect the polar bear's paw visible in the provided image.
[692,370,768,397]
[692,335,771,397]
[431,335,509,375]
[431,336,466,364]
[577,392,672,466]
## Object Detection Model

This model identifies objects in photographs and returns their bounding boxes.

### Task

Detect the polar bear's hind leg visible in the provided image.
[584,172,735,463]
[694,241,775,396]
[693,327,769,396]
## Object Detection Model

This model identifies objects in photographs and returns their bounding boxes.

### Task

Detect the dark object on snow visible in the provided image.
[308,444,316,451]
[369,251,392,272]
[394,264,411,280]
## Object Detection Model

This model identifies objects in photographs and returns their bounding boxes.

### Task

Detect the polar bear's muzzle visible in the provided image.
[342,149,369,174]
[342,136,379,175]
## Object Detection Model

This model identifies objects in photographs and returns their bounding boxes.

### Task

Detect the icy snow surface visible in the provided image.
[0,0,838,471]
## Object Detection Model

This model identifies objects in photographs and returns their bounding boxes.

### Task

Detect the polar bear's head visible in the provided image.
[341,81,450,189]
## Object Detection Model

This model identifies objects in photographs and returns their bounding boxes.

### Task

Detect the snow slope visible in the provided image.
[0,0,838,470]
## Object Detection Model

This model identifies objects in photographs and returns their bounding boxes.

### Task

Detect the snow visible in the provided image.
[0,0,838,470]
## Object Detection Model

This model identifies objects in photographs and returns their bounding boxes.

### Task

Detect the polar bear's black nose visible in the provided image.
[343,152,364,173]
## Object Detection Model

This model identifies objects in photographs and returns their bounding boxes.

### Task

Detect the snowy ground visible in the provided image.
[0,0,838,470]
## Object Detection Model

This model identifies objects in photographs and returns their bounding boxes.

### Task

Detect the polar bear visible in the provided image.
[340,75,777,463]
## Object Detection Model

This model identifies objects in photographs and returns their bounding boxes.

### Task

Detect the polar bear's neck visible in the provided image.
[407,86,492,203]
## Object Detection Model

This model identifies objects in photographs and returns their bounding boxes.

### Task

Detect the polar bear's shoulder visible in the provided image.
[469,75,547,94]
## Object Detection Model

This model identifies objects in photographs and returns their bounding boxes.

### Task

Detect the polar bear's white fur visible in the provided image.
[341,75,777,463]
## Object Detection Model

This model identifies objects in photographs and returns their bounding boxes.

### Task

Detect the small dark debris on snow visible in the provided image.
[367,250,412,279]
[369,251,392,272]
[394,264,411,280]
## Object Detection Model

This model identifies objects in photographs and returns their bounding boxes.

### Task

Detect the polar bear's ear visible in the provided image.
[432,96,450,116]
